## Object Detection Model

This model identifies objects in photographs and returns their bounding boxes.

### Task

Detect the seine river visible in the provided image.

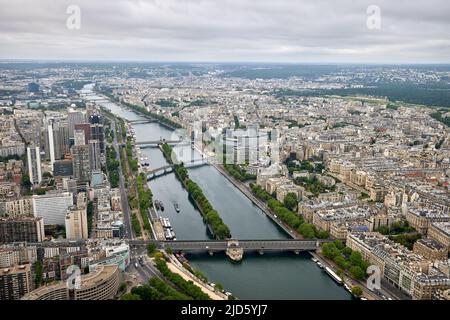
[84,85,351,299]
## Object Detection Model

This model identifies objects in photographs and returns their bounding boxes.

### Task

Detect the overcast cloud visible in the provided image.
[0,0,449,63]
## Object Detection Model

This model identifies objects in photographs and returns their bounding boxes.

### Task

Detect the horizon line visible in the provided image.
[1,59,450,66]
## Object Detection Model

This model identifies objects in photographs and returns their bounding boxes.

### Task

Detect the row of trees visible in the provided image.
[126,138,138,173]
[87,201,94,235]
[321,240,369,280]
[185,177,232,240]
[122,277,190,300]
[223,163,256,181]
[430,111,450,127]
[161,143,176,164]
[121,100,182,129]
[154,258,211,300]
[250,183,329,239]
[106,146,120,188]
[162,143,231,240]
[136,173,153,232]
[130,213,141,237]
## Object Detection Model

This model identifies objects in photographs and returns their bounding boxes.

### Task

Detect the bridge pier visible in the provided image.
[226,240,244,262]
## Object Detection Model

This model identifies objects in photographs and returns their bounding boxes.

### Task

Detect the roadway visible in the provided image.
[110,120,134,240]
[128,250,164,284]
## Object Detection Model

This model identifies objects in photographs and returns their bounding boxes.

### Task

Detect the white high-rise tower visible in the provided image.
[27,145,42,184]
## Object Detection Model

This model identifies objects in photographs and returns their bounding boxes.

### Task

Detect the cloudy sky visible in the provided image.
[0,0,449,63]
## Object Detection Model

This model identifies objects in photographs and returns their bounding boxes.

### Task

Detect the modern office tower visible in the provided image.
[32,192,73,225]
[223,126,266,165]
[0,217,45,243]
[22,264,120,300]
[68,109,85,138]
[26,145,42,185]
[44,119,70,161]
[74,129,86,146]
[88,139,101,171]
[72,145,91,182]
[53,160,73,177]
[47,119,56,168]
[74,123,92,144]
[0,264,32,300]
[90,123,105,154]
[53,121,70,160]
[65,194,88,240]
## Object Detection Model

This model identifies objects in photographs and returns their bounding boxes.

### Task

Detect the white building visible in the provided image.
[32,192,73,225]
[27,145,42,185]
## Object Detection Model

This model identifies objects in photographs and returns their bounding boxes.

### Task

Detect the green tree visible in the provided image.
[335,255,350,270]
[349,251,363,267]
[147,243,157,256]
[21,174,32,189]
[350,266,365,280]
[351,286,363,297]
[298,223,315,239]
[333,240,345,250]
[283,192,298,211]
[121,293,142,300]
[42,171,53,178]
[322,243,340,259]
[34,261,43,288]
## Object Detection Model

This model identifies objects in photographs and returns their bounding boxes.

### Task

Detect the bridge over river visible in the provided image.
[142,159,209,180]
[129,239,328,255]
[136,139,190,148]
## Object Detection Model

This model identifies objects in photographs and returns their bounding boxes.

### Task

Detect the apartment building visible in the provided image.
[0,264,32,300]
[22,264,120,300]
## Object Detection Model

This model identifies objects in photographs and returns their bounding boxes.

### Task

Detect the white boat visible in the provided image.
[312,258,318,263]
[325,266,343,284]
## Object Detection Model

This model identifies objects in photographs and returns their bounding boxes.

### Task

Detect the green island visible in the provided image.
[161,143,231,240]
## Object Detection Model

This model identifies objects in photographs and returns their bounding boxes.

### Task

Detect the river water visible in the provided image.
[84,86,351,299]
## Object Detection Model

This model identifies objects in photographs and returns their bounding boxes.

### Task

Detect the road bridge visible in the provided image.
[128,119,156,125]
[144,160,209,180]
